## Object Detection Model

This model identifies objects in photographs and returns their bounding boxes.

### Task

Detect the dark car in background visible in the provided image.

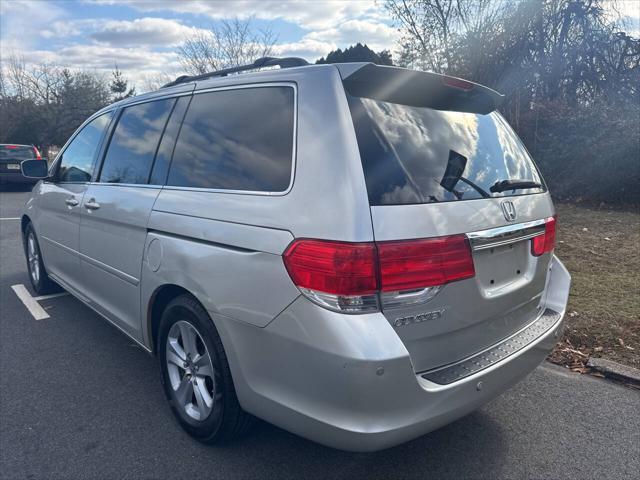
[0,144,45,185]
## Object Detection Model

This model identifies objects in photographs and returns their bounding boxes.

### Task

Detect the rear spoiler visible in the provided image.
[338,63,504,115]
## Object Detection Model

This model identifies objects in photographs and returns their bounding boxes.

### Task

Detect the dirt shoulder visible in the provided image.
[549,203,639,371]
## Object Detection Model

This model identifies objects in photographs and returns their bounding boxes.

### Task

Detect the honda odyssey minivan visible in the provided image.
[20,57,570,452]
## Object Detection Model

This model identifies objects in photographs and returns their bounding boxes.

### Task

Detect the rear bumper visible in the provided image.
[214,255,570,452]
[0,172,36,184]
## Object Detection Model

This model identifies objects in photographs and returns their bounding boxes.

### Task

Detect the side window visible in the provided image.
[149,96,191,185]
[99,98,175,184]
[167,86,295,192]
[57,112,113,183]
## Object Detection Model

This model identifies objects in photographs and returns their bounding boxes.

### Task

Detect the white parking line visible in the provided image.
[0,217,20,220]
[11,284,50,320]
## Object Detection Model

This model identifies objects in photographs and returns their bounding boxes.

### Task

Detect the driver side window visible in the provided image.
[57,111,113,183]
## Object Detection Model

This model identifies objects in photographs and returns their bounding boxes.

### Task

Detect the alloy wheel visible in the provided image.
[165,320,217,421]
[27,233,40,284]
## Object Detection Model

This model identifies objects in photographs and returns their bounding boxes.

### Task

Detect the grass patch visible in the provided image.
[549,203,639,370]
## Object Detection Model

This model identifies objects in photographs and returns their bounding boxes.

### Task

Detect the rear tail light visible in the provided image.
[33,147,42,160]
[283,235,475,313]
[442,76,475,91]
[531,216,557,256]
[283,240,379,313]
[283,240,377,295]
[377,236,475,291]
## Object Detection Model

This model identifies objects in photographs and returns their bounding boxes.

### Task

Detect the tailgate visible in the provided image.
[342,64,558,372]
[372,196,555,372]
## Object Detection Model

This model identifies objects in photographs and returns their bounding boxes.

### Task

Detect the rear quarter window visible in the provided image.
[166,86,295,192]
[348,95,545,205]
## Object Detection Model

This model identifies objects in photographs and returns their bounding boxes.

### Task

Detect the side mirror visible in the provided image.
[21,159,49,179]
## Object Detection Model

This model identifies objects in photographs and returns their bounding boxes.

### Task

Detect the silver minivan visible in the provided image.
[20,57,570,452]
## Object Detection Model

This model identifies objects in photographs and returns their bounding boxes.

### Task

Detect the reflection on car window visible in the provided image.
[348,95,544,205]
[167,87,294,192]
[58,112,113,183]
[0,146,35,160]
[100,98,175,184]
[149,96,190,185]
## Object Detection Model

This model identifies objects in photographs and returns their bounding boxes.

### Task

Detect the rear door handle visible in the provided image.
[65,197,79,207]
[84,199,100,211]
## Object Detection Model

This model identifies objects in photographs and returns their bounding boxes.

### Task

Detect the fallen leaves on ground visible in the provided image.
[548,339,592,373]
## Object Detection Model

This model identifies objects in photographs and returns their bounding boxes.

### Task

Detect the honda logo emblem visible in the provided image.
[501,201,517,222]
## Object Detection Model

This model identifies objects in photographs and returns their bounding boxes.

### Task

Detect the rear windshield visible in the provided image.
[347,95,545,205]
[0,145,35,161]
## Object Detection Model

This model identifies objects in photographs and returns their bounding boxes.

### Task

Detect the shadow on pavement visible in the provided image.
[216,409,509,478]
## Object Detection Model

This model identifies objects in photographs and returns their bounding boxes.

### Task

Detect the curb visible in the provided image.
[586,357,640,386]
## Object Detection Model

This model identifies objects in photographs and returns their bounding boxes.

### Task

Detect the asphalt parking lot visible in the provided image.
[1,186,639,480]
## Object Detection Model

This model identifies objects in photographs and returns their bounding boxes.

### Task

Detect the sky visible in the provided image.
[0,0,399,89]
[1,0,638,91]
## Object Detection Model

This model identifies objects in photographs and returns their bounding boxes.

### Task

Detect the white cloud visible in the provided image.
[88,0,384,30]
[2,0,398,91]
[17,44,180,87]
[41,19,99,38]
[614,0,640,19]
[603,0,640,37]
[1,0,68,54]
[40,17,205,47]
[274,38,337,60]
[305,19,399,53]
[91,17,202,46]
[275,19,399,62]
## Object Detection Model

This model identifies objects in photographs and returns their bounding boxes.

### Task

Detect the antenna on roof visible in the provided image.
[162,57,309,88]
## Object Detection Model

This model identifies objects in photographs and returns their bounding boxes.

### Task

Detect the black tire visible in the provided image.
[158,294,253,443]
[23,223,62,295]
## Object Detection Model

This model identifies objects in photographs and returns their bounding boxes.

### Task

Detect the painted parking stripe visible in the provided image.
[33,292,69,301]
[11,284,50,320]
[0,217,20,220]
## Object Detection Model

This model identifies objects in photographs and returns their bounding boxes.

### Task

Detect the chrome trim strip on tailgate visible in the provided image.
[467,219,545,251]
[420,308,561,385]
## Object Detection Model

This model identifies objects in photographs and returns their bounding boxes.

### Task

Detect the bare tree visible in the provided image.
[0,66,6,100]
[139,72,175,92]
[1,57,111,146]
[386,0,509,72]
[386,0,462,71]
[4,55,28,100]
[177,18,277,75]
[3,55,67,104]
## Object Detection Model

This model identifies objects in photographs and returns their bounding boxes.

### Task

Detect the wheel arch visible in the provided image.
[21,214,31,238]
[147,284,203,355]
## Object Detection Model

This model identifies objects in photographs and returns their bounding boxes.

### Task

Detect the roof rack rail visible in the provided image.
[161,56,309,88]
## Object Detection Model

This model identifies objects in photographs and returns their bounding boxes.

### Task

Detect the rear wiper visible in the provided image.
[490,179,543,193]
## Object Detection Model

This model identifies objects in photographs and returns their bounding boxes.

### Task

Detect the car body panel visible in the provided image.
[31,181,88,291]
[214,255,569,452]
[370,194,556,372]
[140,227,300,345]
[0,171,38,184]
[369,193,555,240]
[78,183,161,339]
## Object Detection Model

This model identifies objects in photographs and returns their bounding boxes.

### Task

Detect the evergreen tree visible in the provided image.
[316,43,393,65]
[109,65,135,102]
